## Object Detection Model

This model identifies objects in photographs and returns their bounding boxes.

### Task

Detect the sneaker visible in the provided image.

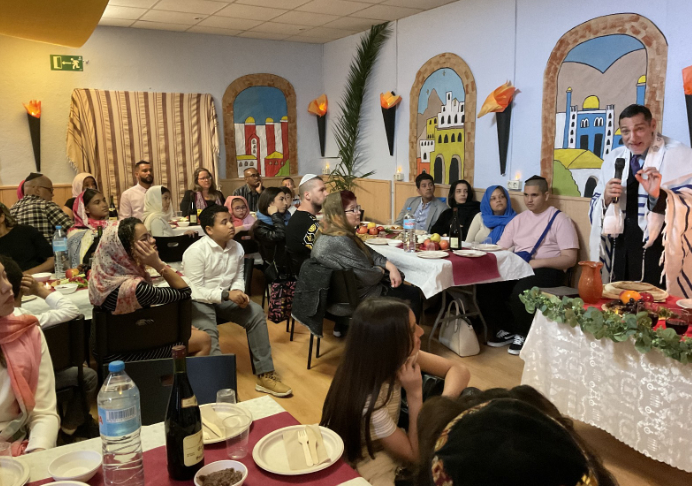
[255,372,292,397]
[487,330,515,347]
[333,330,342,338]
[508,335,525,355]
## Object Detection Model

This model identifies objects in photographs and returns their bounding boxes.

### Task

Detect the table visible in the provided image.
[521,310,692,473]
[18,396,369,486]
[170,225,207,237]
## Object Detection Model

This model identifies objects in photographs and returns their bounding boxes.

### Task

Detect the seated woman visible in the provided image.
[253,187,291,281]
[180,168,224,217]
[321,298,469,486]
[416,386,616,486]
[67,189,110,268]
[224,196,256,233]
[88,218,210,361]
[63,173,98,219]
[465,185,516,244]
[431,180,480,240]
[0,202,54,274]
[312,191,423,319]
[0,258,60,455]
[143,186,197,238]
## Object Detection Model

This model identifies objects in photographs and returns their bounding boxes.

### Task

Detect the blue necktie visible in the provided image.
[630,154,642,175]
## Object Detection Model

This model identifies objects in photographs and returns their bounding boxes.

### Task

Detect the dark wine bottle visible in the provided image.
[108,196,119,221]
[449,207,461,250]
[189,199,198,225]
[165,345,204,480]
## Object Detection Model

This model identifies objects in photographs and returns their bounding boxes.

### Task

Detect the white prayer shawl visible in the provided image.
[589,134,692,293]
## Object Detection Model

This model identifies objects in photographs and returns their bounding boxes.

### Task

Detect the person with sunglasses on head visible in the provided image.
[180,168,225,218]
[10,174,72,245]
[233,167,264,212]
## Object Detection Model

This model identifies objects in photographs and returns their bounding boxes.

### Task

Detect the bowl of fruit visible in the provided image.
[602,290,666,325]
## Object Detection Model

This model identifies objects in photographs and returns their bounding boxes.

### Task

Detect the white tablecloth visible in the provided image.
[521,311,692,473]
[170,225,207,236]
[367,243,534,298]
[17,395,370,485]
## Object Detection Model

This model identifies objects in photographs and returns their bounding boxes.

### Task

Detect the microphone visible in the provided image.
[612,157,626,204]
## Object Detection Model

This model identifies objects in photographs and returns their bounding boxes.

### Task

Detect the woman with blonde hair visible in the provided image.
[180,168,224,217]
[311,191,422,319]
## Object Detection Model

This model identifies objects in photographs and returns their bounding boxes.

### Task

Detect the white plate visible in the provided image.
[252,425,343,476]
[677,299,692,309]
[366,238,389,245]
[0,457,29,486]
[43,482,91,486]
[201,403,253,445]
[417,251,448,259]
[454,250,487,258]
[477,244,502,252]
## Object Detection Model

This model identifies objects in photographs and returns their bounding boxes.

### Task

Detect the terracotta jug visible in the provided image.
[578,261,604,304]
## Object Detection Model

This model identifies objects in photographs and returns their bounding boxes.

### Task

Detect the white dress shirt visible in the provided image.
[0,327,59,452]
[119,184,148,220]
[14,292,80,329]
[182,237,245,304]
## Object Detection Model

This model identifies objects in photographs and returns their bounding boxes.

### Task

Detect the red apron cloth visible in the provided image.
[29,412,360,486]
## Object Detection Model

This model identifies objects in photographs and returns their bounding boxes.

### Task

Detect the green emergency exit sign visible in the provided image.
[50,55,83,71]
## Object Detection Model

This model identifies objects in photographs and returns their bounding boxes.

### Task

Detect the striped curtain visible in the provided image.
[66,89,219,209]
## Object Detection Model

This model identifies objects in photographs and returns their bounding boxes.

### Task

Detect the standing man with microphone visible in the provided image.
[589,104,692,293]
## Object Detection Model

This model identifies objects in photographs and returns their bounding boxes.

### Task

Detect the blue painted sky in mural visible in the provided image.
[234,86,287,125]
[563,34,644,73]
[418,68,465,114]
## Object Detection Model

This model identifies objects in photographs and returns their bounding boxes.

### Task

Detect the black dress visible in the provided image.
[180,190,225,217]
[430,201,481,240]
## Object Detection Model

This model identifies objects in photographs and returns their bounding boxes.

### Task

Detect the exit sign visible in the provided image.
[50,55,83,71]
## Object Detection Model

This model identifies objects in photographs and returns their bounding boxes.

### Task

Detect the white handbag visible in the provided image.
[438,296,480,357]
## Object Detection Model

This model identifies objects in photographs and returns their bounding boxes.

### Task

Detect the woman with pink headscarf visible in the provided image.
[63,173,98,219]
[66,189,111,268]
[0,258,59,455]
[88,218,210,360]
[224,195,256,232]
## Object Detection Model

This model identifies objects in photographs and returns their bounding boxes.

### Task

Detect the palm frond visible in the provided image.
[330,22,391,192]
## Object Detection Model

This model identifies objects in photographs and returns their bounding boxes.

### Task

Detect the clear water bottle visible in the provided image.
[52,226,68,279]
[98,361,145,486]
[403,207,416,252]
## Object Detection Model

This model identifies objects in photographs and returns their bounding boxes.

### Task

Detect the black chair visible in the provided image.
[93,298,192,382]
[243,257,254,296]
[43,315,90,422]
[117,355,237,426]
[290,268,359,369]
[234,231,259,254]
[154,235,200,262]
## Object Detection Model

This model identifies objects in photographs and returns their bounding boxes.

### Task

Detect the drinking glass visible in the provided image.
[666,309,691,336]
[223,413,252,459]
[0,441,11,457]
[216,388,237,405]
[175,211,182,220]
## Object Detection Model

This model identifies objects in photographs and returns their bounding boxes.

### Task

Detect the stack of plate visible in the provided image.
[603,281,668,302]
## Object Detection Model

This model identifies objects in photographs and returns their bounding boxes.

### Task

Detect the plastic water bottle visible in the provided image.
[403,207,416,252]
[52,226,68,279]
[98,361,145,486]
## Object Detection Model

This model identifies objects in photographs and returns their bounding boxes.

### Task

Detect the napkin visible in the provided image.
[602,203,624,236]
[282,425,329,470]
[200,406,224,440]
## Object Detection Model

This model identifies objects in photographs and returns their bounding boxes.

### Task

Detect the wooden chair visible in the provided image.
[117,355,237,426]
[93,298,192,382]
[154,234,200,262]
[43,315,89,422]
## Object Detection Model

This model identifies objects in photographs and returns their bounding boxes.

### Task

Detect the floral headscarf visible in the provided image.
[88,222,152,315]
[69,191,110,234]
[71,173,97,198]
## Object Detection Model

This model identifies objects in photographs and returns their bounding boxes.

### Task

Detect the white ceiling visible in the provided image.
[99,0,457,43]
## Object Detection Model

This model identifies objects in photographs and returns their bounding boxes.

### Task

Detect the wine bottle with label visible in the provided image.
[189,200,197,225]
[165,345,204,480]
[449,207,461,251]
[108,196,119,221]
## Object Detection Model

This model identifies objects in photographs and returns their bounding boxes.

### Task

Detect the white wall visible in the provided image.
[322,0,692,192]
[0,26,323,185]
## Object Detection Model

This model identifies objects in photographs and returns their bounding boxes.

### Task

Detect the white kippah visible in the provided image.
[299,174,320,186]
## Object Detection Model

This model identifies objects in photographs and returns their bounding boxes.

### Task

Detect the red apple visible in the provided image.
[439,240,450,250]
[639,292,654,303]
[356,226,368,234]
[377,226,385,231]
[65,268,80,279]
[368,227,379,235]
[423,238,431,247]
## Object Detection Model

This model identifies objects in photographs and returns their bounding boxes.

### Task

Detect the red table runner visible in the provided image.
[448,252,500,286]
[29,412,360,486]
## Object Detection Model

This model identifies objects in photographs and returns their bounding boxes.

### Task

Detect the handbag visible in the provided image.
[268,278,296,323]
[516,209,561,262]
[438,296,479,357]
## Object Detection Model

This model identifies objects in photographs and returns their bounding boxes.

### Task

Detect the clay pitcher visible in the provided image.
[578,261,604,304]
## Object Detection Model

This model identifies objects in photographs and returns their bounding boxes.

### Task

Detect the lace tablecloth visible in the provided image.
[521,311,692,472]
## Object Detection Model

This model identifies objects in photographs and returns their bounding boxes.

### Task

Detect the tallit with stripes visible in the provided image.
[66,89,219,209]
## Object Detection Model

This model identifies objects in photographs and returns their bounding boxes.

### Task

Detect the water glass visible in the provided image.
[0,441,12,457]
[175,211,182,220]
[216,388,236,405]
[223,413,252,459]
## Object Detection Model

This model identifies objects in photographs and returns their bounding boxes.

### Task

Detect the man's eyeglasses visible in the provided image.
[247,173,260,178]
[344,205,362,213]
[37,186,54,194]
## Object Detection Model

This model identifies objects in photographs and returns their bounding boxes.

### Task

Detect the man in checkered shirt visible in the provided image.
[10,175,72,244]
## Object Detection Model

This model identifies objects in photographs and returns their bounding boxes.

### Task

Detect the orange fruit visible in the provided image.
[619,290,641,304]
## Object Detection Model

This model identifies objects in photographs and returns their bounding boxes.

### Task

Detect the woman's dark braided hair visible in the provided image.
[118,217,141,259]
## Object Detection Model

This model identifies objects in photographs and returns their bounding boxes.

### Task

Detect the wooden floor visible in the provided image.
[219,280,691,486]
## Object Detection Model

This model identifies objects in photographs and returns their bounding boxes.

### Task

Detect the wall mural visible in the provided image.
[540,14,668,194]
[222,74,298,178]
[409,53,476,185]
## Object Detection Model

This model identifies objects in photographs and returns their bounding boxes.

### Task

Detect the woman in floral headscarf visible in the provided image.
[0,258,59,455]
[88,218,210,360]
[66,189,111,268]
[62,173,98,219]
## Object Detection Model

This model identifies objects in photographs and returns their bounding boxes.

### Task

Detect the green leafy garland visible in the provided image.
[520,287,692,365]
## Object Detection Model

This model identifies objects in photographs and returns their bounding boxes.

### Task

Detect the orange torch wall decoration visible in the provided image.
[308,94,328,157]
[23,100,42,171]
[380,91,401,156]
[479,82,517,176]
